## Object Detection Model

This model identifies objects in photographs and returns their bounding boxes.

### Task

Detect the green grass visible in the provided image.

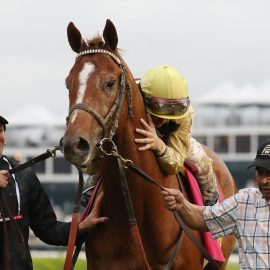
[33,258,86,270]
[33,258,239,269]
[228,263,239,270]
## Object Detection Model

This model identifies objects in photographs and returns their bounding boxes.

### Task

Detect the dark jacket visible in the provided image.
[0,157,71,270]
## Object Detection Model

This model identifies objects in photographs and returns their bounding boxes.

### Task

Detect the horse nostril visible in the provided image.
[71,137,90,158]
[64,136,90,159]
[77,137,90,153]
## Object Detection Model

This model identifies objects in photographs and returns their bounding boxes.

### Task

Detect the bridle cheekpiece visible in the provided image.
[67,48,131,139]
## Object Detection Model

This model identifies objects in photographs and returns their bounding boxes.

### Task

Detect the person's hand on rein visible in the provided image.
[135,113,165,154]
[0,170,9,188]
[160,188,185,212]
[78,192,109,233]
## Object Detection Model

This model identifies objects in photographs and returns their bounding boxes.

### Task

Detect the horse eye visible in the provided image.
[106,80,115,89]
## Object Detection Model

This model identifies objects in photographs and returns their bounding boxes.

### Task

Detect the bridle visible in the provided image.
[66,48,132,139]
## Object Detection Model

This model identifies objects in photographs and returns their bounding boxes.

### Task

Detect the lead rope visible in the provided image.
[116,157,151,270]
[70,179,102,270]
[63,167,84,270]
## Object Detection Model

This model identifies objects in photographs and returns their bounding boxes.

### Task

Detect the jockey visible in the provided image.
[134,65,218,206]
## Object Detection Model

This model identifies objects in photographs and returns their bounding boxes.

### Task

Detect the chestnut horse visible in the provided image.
[62,19,237,270]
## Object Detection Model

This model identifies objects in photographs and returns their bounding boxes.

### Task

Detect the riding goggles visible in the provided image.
[145,96,190,117]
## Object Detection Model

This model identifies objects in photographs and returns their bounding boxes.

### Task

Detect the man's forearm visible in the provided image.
[178,200,209,231]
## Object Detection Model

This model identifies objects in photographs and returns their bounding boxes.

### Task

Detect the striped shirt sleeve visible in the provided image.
[203,194,239,239]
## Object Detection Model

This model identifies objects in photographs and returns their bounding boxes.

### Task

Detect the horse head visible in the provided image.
[62,20,134,174]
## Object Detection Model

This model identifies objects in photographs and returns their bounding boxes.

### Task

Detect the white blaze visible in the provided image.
[71,62,95,123]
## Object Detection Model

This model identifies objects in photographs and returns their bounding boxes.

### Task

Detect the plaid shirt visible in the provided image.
[203,188,270,270]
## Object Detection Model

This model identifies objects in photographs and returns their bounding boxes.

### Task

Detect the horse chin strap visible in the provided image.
[66,49,132,140]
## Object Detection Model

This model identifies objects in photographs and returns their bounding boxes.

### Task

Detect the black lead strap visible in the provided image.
[9,145,60,175]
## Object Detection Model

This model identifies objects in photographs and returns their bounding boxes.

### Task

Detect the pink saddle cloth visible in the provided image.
[184,167,225,262]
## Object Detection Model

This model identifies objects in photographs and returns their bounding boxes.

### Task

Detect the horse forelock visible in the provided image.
[80,35,123,56]
[84,35,104,48]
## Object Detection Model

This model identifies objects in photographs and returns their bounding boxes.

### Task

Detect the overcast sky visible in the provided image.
[1,0,270,122]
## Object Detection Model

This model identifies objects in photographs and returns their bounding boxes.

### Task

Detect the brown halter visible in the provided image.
[66,49,132,140]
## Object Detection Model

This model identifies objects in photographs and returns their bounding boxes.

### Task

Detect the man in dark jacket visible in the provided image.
[0,115,108,270]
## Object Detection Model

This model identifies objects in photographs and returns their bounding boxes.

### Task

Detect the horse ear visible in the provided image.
[103,19,118,51]
[67,22,83,53]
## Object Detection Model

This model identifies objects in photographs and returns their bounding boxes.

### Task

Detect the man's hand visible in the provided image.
[135,113,164,153]
[160,188,185,212]
[161,188,208,231]
[0,170,10,188]
[78,192,109,233]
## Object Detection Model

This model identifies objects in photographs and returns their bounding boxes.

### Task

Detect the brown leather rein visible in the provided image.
[98,138,220,270]
[63,168,84,270]
[98,138,184,270]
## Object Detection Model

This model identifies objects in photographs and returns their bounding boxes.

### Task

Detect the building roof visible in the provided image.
[196,81,270,107]
[8,106,65,126]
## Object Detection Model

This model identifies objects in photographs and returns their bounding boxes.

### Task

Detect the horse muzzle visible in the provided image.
[61,134,101,174]
[62,135,90,163]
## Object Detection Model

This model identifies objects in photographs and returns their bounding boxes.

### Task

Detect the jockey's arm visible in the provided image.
[161,188,209,231]
[135,108,194,175]
[156,108,194,175]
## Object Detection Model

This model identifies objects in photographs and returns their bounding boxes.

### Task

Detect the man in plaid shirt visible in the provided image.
[161,139,270,269]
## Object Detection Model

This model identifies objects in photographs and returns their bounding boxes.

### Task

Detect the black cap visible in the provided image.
[248,139,270,171]
[0,115,8,131]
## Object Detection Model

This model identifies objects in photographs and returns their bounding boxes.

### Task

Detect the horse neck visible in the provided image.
[112,78,165,182]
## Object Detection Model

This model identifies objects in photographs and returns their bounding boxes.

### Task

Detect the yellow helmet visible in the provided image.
[140,65,190,120]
